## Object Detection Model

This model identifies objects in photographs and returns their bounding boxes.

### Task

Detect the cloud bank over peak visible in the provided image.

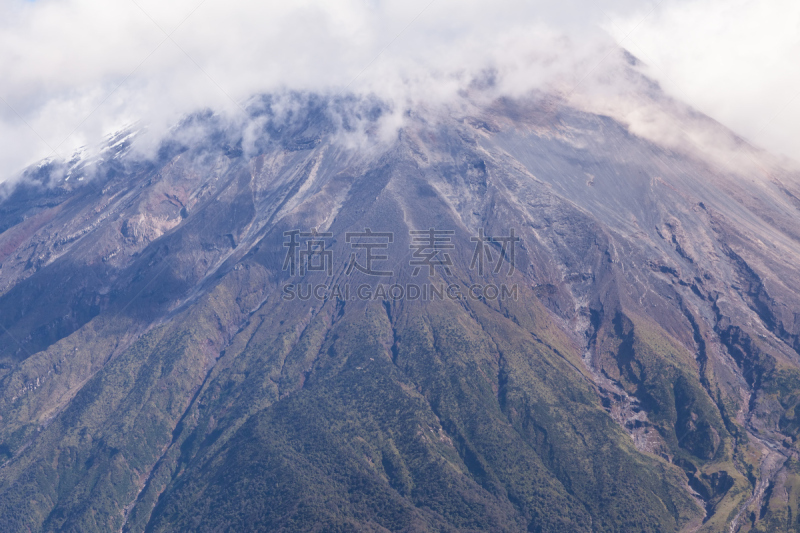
[0,0,798,184]
[606,0,800,164]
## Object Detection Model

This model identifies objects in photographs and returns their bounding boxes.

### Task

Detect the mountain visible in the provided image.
[1,86,800,532]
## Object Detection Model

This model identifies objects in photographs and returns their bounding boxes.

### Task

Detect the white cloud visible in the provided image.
[0,0,798,183]
[605,0,800,162]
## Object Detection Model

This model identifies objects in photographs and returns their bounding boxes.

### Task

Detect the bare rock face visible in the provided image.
[0,91,799,532]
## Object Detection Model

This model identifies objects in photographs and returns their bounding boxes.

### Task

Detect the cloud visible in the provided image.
[0,0,797,184]
[605,0,800,162]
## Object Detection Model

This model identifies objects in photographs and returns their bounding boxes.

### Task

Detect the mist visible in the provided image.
[0,0,797,184]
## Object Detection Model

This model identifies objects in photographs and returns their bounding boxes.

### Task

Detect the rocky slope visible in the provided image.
[0,89,799,532]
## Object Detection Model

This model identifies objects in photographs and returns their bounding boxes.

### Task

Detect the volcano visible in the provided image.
[1,87,800,532]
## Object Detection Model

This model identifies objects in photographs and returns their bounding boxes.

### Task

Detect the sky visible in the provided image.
[0,0,798,183]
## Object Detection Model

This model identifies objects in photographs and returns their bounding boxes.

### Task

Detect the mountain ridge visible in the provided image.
[0,89,799,532]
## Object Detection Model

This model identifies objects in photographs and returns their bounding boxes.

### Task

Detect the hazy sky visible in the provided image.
[0,0,798,182]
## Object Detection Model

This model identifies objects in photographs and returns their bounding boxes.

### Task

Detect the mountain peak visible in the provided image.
[1,92,799,532]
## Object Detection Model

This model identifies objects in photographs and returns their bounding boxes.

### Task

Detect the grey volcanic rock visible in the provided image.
[0,91,799,532]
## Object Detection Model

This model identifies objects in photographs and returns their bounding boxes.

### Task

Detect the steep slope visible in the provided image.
[0,91,799,532]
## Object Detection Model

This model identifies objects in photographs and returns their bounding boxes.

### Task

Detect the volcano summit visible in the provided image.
[1,87,800,532]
